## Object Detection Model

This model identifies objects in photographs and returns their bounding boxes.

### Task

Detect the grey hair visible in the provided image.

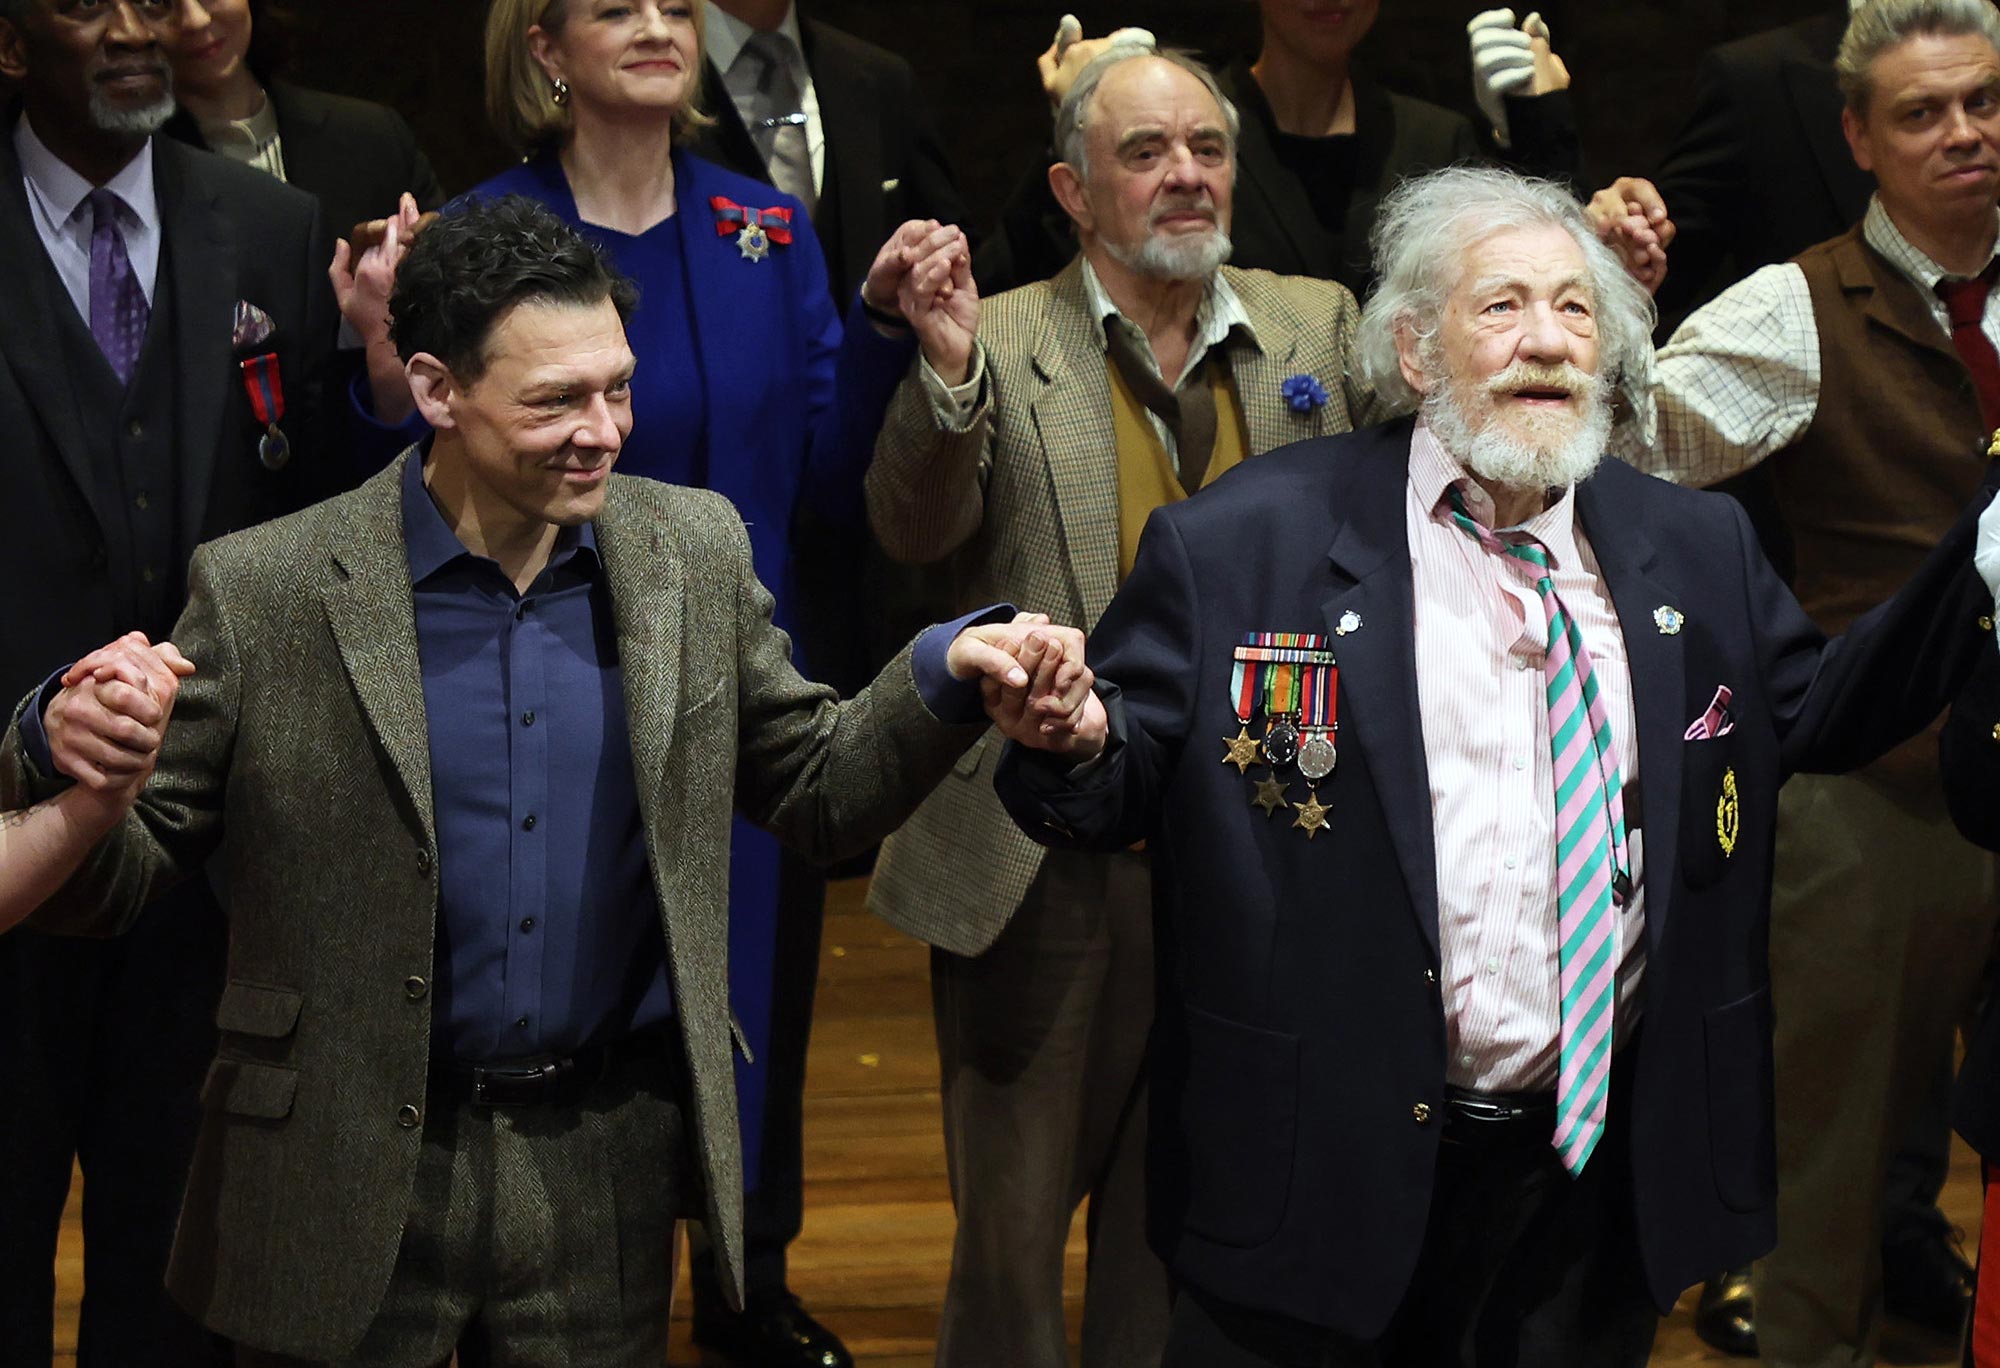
[1836,0,2000,114]
[1053,45,1240,180]
[1355,166,1657,433]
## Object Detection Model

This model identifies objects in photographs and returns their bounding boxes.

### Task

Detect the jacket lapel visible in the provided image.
[1575,472,1686,951]
[1228,271,1329,451]
[155,141,239,560]
[0,124,108,537]
[695,59,772,187]
[1032,260,1122,625]
[803,21,880,283]
[595,484,688,814]
[1319,430,1441,957]
[320,452,435,843]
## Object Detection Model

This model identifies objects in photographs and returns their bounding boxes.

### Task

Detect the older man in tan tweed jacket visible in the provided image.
[866,43,1379,1368]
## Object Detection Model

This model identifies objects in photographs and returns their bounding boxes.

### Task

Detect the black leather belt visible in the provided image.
[1442,1084,1557,1144]
[435,1028,668,1108]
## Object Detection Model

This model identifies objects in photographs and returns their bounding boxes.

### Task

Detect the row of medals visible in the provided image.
[1223,716,1336,837]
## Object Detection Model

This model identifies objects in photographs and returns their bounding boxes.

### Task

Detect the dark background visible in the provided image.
[282,0,1842,226]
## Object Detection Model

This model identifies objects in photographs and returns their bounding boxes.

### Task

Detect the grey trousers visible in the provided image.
[1756,771,1999,1368]
[930,847,1171,1368]
[236,1044,689,1368]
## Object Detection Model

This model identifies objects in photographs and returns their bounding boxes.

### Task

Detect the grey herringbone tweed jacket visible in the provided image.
[864,259,1374,956]
[1,451,980,1360]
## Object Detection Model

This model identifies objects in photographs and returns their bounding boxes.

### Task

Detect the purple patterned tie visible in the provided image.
[88,188,149,385]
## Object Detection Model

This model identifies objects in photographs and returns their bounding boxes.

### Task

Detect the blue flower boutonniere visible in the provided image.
[1282,373,1329,414]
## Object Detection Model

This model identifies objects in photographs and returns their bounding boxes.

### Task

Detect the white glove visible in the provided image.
[1977,485,2000,641]
[1467,8,1548,148]
[1052,14,1157,60]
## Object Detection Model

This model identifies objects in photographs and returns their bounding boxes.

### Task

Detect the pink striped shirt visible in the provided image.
[1405,421,1647,1094]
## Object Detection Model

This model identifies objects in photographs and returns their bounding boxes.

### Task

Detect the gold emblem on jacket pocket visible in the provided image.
[1716,766,1740,859]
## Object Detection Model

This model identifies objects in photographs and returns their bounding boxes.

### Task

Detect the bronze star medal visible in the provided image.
[737,222,771,262]
[1222,725,1262,774]
[1252,774,1288,816]
[1292,789,1331,839]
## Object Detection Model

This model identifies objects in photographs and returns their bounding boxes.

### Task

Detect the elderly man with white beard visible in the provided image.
[976,164,2000,1368]
[863,42,1377,1368]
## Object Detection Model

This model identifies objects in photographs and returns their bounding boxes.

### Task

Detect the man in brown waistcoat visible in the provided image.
[1627,1,2000,1362]
[863,42,1376,1368]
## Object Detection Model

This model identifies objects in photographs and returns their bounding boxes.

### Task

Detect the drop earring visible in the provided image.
[551,76,570,106]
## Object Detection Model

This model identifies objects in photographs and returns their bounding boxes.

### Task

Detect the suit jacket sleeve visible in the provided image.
[1751,472,2000,776]
[1941,642,2000,851]
[1498,89,1583,192]
[1,546,242,936]
[993,503,1202,849]
[725,510,984,860]
[864,351,994,564]
[794,207,918,529]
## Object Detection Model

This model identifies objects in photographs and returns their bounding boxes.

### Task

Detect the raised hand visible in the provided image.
[46,633,195,793]
[899,228,978,386]
[330,191,425,423]
[1467,10,1571,146]
[1585,176,1674,296]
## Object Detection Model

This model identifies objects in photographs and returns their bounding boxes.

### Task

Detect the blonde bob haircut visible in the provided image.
[485,0,714,155]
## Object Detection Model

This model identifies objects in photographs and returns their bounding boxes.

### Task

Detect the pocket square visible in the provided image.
[1683,684,1735,741]
[232,299,275,353]
[880,177,901,194]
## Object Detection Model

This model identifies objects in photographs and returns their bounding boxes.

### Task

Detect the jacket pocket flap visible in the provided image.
[215,981,303,1038]
[202,1058,299,1119]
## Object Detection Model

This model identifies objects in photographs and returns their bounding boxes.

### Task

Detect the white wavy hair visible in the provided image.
[1354,166,1657,436]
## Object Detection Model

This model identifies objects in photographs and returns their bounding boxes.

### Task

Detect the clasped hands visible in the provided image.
[40,632,195,832]
[947,613,1107,760]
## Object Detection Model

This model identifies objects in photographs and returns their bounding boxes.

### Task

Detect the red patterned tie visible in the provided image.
[1935,263,2000,431]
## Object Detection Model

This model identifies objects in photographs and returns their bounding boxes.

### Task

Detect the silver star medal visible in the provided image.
[1334,610,1362,636]
[736,223,771,263]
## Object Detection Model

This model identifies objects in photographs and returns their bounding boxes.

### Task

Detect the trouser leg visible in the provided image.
[1757,773,1996,1368]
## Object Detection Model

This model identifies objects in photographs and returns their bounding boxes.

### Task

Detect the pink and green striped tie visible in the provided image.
[1448,486,1631,1176]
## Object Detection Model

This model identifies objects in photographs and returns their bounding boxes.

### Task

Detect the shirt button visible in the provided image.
[521,711,535,727]
[520,917,535,933]
[516,1016,530,1029]
[1511,757,1527,771]
[1514,656,1533,670]
[396,1103,421,1129]
[1459,1053,1474,1068]
[1412,1102,1433,1125]
[403,975,428,1001]
[1503,856,1518,870]
[126,418,143,438]
[522,814,537,831]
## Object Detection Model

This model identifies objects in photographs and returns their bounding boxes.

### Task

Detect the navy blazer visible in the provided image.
[996,419,2000,1337]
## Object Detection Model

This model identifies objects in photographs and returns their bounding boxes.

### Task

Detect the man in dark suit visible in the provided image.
[0,0,335,1362]
[976,165,2000,1366]
[0,194,1075,1365]
[687,7,968,1361]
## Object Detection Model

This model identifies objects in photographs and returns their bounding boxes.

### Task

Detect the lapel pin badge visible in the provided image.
[1334,610,1362,636]
[1653,604,1684,636]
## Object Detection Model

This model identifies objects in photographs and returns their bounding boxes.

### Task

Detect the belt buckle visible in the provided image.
[1451,1096,1521,1125]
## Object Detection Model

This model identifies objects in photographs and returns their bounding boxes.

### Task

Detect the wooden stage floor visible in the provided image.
[52,878,1980,1365]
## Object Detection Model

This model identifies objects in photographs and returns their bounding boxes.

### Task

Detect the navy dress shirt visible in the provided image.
[400,453,670,1064]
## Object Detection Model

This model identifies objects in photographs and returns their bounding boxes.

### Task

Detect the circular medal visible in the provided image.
[1262,717,1300,767]
[257,422,291,471]
[1298,732,1338,782]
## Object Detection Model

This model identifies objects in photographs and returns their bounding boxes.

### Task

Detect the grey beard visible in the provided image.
[89,88,175,137]
[1422,376,1614,498]
[1106,224,1234,282]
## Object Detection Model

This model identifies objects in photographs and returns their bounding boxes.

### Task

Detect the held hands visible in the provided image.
[1585,176,1674,296]
[45,632,195,797]
[1467,9,1570,147]
[946,613,1108,760]
[330,192,427,424]
[864,220,979,381]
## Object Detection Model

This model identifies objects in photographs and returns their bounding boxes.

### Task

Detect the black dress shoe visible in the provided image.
[1881,1228,1974,1341]
[1693,1267,1758,1358]
[693,1292,855,1368]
